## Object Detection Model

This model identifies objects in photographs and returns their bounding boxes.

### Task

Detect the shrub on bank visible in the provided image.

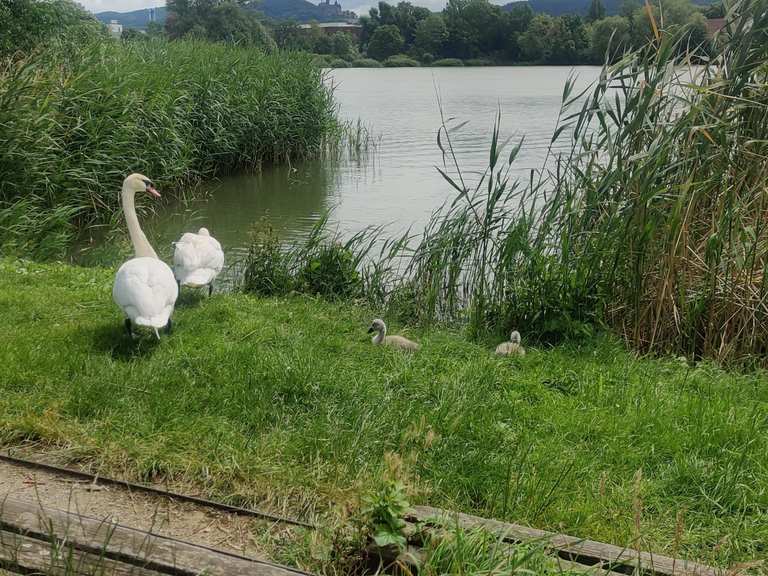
[243,224,293,296]
[329,58,351,68]
[243,217,369,300]
[297,243,361,299]
[384,54,420,67]
[431,58,464,66]
[0,39,337,257]
[351,58,383,68]
[311,53,335,67]
[464,58,494,66]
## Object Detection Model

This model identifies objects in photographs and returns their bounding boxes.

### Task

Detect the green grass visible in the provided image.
[1,259,766,571]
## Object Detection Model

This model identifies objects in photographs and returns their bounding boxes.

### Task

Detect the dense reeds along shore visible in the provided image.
[0,37,336,258]
[356,0,768,365]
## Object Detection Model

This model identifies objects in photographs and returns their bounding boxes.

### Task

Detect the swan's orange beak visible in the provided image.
[146,185,161,198]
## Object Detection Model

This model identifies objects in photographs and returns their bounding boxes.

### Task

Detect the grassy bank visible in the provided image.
[1,259,766,571]
[0,38,336,259]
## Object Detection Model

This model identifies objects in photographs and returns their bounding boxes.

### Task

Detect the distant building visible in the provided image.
[298,21,363,38]
[107,19,123,38]
[706,18,726,38]
[316,0,358,23]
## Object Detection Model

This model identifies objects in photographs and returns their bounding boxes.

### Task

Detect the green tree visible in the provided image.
[518,14,553,62]
[590,15,631,62]
[519,14,588,64]
[414,14,447,56]
[378,1,396,25]
[630,0,701,46]
[587,0,606,22]
[166,0,274,49]
[367,24,404,60]
[501,3,533,61]
[704,2,725,18]
[121,28,146,40]
[146,21,165,37]
[315,33,334,54]
[272,20,316,51]
[205,3,260,44]
[0,0,101,57]
[684,11,710,52]
[331,31,358,60]
[165,0,196,38]
[359,12,379,48]
[392,1,431,45]
[548,15,589,64]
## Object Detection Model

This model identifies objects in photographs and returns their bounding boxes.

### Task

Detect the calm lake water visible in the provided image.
[143,66,601,256]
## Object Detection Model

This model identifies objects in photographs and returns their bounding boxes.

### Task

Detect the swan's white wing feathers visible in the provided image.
[113,257,178,328]
[173,232,224,287]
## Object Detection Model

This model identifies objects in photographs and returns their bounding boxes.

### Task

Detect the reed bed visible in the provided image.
[364,0,768,364]
[0,38,337,258]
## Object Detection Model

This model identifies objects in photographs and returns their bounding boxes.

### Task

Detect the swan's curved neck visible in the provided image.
[372,327,385,345]
[122,185,158,259]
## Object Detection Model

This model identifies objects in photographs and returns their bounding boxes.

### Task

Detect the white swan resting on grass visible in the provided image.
[173,227,224,296]
[495,330,525,356]
[368,318,421,352]
[112,174,178,339]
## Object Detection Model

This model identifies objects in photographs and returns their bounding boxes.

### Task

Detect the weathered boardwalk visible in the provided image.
[0,454,728,576]
[402,506,723,576]
[0,497,312,576]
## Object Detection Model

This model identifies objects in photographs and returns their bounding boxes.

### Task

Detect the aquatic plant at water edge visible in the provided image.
[431,58,464,66]
[0,38,336,257]
[385,0,768,363]
[242,216,382,300]
[351,58,383,68]
[384,55,421,67]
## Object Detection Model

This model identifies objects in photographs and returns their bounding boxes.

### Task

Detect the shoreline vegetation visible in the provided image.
[276,0,720,68]
[1,0,767,573]
[243,0,768,367]
[0,2,338,259]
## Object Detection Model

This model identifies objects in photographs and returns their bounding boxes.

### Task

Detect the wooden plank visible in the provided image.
[405,506,722,576]
[553,556,630,576]
[0,497,311,576]
[0,529,162,576]
[370,534,627,576]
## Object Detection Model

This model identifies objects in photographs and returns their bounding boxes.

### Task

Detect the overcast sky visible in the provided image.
[78,0,457,15]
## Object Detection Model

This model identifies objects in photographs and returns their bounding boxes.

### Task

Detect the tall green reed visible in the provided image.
[0,38,337,258]
[371,0,768,363]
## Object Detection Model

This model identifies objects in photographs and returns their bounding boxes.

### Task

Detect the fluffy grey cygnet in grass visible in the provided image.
[495,330,525,356]
[368,318,420,352]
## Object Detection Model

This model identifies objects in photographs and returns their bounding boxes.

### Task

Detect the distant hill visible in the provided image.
[258,0,357,22]
[95,0,357,29]
[95,7,166,28]
[504,0,713,16]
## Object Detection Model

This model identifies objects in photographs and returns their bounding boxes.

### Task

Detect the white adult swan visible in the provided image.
[113,174,178,339]
[173,227,224,296]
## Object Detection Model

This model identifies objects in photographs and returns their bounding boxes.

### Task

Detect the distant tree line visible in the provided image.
[275,0,716,65]
[116,0,718,66]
